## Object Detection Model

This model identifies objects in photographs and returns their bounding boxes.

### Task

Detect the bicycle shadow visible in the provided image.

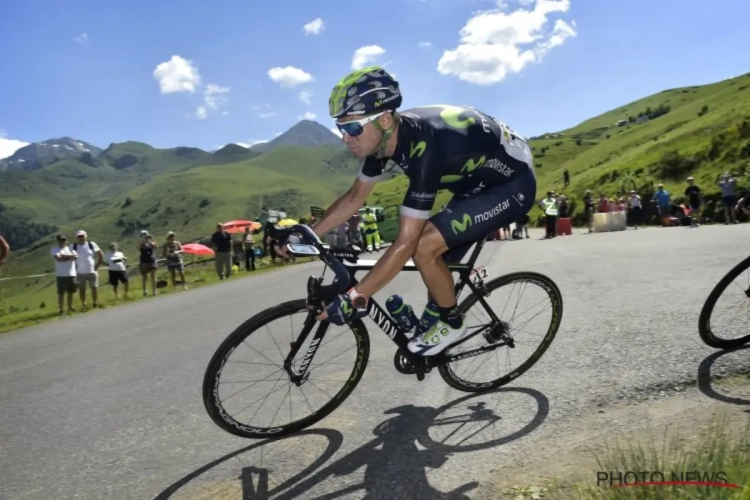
[153,387,548,499]
[274,386,549,500]
[697,345,750,412]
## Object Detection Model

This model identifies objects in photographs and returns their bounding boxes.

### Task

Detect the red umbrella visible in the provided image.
[182,243,215,256]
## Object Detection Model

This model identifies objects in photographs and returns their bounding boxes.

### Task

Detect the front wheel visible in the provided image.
[202,299,370,439]
[438,271,563,392]
[699,255,750,350]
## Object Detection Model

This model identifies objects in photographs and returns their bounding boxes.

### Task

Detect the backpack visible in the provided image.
[73,241,95,252]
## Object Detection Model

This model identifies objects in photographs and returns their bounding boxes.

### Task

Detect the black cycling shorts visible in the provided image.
[430,166,536,263]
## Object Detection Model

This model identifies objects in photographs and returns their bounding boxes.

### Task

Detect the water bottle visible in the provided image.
[386,295,419,332]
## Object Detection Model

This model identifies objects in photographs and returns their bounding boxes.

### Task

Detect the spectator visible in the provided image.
[242,227,256,271]
[263,221,279,265]
[163,231,187,291]
[0,234,8,266]
[347,213,362,248]
[718,172,738,224]
[583,189,595,233]
[231,236,244,268]
[629,190,645,229]
[684,176,702,228]
[73,230,103,309]
[336,220,349,247]
[211,223,232,278]
[51,234,78,315]
[598,194,609,213]
[563,169,570,187]
[652,184,671,223]
[105,242,129,299]
[515,214,530,239]
[538,191,558,239]
[138,230,158,296]
[558,195,569,218]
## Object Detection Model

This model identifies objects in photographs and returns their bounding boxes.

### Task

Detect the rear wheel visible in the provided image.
[438,272,563,392]
[699,255,750,349]
[203,299,370,439]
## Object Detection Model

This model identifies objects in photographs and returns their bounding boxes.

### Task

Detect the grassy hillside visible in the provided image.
[371,72,750,225]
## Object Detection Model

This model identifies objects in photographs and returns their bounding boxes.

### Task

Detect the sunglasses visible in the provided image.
[335,111,385,138]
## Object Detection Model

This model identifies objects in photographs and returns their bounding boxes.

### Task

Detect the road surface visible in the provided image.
[1,225,749,499]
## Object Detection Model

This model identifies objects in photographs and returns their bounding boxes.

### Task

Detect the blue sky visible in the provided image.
[1,0,749,158]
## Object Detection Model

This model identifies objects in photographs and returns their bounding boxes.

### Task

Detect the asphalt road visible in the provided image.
[2,224,750,499]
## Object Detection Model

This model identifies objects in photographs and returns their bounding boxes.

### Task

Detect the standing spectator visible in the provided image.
[231,236,244,268]
[629,190,645,229]
[563,169,570,187]
[558,195,569,218]
[515,214,530,239]
[0,234,8,266]
[684,176,702,228]
[242,227,256,271]
[138,230,158,296]
[51,234,78,315]
[538,191,558,239]
[163,231,187,291]
[598,194,609,213]
[718,172,738,224]
[336,220,349,247]
[211,223,232,279]
[652,184,672,223]
[105,242,129,300]
[73,230,103,309]
[583,190,595,233]
[263,221,279,265]
[347,213,362,248]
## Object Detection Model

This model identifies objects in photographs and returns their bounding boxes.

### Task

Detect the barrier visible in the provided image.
[592,211,627,233]
[556,218,572,235]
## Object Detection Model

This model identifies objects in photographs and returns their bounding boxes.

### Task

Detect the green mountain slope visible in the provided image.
[370,72,750,223]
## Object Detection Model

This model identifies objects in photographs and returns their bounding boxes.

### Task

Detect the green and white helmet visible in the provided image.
[328,66,402,119]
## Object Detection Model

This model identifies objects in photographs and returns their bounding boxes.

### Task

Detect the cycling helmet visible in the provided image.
[328,66,402,119]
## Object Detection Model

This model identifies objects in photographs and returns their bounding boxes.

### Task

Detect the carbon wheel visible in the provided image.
[699,255,750,350]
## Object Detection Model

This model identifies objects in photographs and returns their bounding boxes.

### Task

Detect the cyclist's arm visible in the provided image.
[311,158,383,238]
[354,157,440,299]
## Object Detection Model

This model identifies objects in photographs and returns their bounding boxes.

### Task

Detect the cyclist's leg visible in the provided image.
[408,168,537,356]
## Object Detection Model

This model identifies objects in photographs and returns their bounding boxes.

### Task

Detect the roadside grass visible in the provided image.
[508,405,750,500]
[0,255,317,334]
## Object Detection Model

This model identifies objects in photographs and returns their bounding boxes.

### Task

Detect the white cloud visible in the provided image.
[0,130,29,160]
[299,112,316,120]
[267,66,314,88]
[194,83,230,119]
[303,18,324,35]
[330,127,342,138]
[75,33,88,44]
[299,90,313,104]
[195,107,208,120]
[351,45,386,70]
[153,55,202,94]
[437,0,577,85]
[418,41,432,49]
[258,112,276,119]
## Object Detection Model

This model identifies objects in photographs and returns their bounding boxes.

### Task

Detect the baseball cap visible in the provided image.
[687,176,694,180]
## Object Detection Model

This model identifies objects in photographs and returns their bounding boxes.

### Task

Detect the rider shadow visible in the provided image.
[274,386,549,500]
[153,387,549,500]
[697,345,750,412]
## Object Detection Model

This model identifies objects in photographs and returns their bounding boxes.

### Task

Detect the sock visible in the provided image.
[436,304,462,329]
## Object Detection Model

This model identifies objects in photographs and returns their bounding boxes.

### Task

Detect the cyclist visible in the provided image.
[278,66,537,356]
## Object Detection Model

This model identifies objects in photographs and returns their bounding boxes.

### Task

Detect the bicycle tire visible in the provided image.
[202,299,370,439]
[438,271,563,392]
[698,254,750,350]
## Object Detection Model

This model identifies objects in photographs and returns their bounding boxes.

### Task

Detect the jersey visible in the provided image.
[357,105,535,220]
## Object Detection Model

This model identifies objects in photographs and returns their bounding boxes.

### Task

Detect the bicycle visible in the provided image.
[699,254,750,349]
[202,224,563,439]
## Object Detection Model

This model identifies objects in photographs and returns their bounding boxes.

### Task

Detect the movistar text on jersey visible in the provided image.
[475,198,510,223]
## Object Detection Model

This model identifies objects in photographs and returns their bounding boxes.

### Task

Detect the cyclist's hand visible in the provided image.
[320,294,366,325]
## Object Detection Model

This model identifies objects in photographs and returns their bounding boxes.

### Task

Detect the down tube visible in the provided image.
[365,299,411,349]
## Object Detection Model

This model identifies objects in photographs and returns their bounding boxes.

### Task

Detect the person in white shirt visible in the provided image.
[104,242,129,299]
[50,234,78,315]
[73,230,104,309]
[628,190,645,229]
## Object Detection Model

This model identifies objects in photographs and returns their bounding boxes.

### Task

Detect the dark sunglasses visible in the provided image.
[335,112,384,138]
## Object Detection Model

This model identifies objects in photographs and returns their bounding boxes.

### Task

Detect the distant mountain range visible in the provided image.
[0,120,343,173]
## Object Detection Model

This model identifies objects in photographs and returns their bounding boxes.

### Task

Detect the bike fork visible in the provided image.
[286,315,329,386]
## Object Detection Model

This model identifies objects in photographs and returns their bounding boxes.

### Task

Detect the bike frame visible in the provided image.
[283,233,511,385]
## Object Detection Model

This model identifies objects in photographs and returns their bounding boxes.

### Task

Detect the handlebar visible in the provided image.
[273,224,356,308]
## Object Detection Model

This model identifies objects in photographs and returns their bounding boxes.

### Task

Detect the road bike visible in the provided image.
[699,254,750,349]
[202,224,563,439]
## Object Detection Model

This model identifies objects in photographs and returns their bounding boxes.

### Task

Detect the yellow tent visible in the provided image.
[276,218,298,227]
